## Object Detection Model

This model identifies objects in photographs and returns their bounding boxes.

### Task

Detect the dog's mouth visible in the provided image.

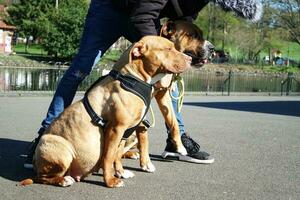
[184,52,207,68]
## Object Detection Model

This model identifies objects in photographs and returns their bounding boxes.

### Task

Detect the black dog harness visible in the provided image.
[83,70,152,139]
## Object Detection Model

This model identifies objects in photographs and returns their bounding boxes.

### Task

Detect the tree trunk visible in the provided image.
[25,36,29,53]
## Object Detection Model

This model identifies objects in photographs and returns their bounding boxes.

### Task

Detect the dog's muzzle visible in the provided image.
[184,40,214,68]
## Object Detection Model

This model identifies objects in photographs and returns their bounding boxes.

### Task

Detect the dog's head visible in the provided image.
[129,36,192,76]
[161,20,214,68]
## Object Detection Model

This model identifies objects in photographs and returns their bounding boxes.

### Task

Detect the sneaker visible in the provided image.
[161,133,214,164]
[23,134,42,169]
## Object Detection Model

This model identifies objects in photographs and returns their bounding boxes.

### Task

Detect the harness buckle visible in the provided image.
[93,117,105,127]
[142,120,151,129]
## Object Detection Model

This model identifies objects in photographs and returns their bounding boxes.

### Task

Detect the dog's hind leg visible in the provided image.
[34,135,76,187]
[33,176,75,187]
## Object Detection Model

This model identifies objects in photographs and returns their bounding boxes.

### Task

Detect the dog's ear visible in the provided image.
[130,41,147,61]
[160,21,176,38]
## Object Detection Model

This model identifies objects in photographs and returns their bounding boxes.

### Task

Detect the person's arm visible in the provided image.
[129,0,169,39]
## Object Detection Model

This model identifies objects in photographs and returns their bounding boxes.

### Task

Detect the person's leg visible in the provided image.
[39,1,124,131]
[163,81,214,164]
[170,82,186,135]
[24,0,123,168]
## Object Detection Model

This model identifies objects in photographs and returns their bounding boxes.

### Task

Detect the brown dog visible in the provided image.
[20,36,191,188]
[121,20,213,168]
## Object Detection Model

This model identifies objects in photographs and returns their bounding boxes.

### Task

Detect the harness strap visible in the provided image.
[83,70,153,140]
[83,75,108,128]
[109,70,152,107]
[108,70,152,139]
[83,94,106,127]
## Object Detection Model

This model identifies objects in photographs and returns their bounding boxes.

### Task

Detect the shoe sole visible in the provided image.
[161,151,215,164]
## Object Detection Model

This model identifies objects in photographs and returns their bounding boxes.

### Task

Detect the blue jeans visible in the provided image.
[38,0,186,135]
[167,83,186,136]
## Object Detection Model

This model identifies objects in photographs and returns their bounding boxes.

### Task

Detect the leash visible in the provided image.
[170,74,185,113]
[146,74,185,129]
[148,105,156,128]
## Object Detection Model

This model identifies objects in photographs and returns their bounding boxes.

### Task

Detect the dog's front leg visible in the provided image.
[114,140,135,179]
[102,124,126,188]
[155,90,187,155]
[136,126,156,173]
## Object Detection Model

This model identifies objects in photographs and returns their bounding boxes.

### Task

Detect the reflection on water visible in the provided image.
[0,67,299,93]
[0,67,104,92]
[0,67,65,91]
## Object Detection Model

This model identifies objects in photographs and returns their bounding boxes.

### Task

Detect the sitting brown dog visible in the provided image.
[20,36,191,188]
[121,20,214,170]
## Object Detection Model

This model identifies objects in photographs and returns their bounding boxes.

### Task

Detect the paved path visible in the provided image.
[0,95,299,200]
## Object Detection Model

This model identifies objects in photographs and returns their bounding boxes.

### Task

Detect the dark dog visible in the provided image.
[121,20,214,171]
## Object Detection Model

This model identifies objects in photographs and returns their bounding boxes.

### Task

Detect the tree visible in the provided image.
[39,0,88,58]
[5,0,53,52]
[271,0,300,45]
[5,0,88,58]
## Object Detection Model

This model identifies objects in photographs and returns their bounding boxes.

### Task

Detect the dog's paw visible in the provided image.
[122,170,135,179]
[106,177,124,188]
[129,152,140,160]
[61,176,75,187]
[177,145,187,156]
[123,151,140,159]
[141,162,156,173]
[115,170,135,179]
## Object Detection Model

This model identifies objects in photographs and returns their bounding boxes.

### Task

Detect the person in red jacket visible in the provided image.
[24,0,262,168]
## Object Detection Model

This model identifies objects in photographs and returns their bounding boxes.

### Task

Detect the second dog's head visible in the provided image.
[161,20,214,68]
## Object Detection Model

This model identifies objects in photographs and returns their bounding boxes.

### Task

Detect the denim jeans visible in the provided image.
[38,0,186,136]
[167,83,186,136]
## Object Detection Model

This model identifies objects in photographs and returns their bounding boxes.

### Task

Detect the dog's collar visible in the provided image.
[150,73,168,85]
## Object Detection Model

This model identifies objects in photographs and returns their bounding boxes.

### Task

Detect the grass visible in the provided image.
[271,41,300,61]
[260,65,300,73]
[13,43,47,55]
[216,40,300,63]
[3,43,299,74]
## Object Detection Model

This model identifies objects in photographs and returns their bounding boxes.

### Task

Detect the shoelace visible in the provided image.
[182,134,200,154]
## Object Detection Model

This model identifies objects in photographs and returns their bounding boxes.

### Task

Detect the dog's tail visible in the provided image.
[212,0,263,22]
[19,178,34,186]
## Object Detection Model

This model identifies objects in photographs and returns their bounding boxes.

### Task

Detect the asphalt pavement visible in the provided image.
[0,95,299,200]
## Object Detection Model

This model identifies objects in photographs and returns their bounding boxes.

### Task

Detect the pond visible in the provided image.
[0,66,299,94]
[0,67,102,92]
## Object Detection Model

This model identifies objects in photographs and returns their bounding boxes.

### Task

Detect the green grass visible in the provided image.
[101,49,122,61]
[261,65,300,73]
[277,41,300,61]
[13,43,47,55]
[217,40,300,63]
[4,42,300,73]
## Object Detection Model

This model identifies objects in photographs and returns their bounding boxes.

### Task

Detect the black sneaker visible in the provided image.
[23,134,42,169]
[161,133,214,164]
